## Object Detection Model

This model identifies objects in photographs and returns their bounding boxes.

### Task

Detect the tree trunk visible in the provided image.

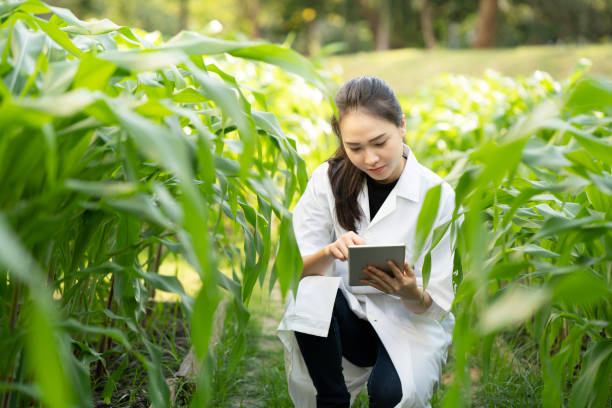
[472,0,497,48]
[178,0,188,31]
[244,0,261,39]
[375,0,391,50]
[419,0,436,49]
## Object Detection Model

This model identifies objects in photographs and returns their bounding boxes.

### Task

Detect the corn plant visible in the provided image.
[405,67,612,407]
[0,1,328,406]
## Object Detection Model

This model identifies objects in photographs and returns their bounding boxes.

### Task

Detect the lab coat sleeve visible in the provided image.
[292,163,334,257]
[417,183,459,319]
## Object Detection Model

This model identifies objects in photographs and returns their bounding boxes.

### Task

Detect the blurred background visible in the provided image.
[46,0,612,93]
[46,0,612,51]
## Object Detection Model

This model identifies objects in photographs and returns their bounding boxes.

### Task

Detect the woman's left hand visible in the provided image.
[361,259,422,302]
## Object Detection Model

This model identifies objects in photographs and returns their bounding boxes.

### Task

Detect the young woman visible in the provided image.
[277,76,457,408]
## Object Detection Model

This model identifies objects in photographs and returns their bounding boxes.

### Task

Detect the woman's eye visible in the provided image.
[375,141,386,147]
[349,147,361,152]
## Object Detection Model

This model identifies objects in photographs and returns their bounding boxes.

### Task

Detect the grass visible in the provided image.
[205,282,552,408]
[93,260,574,408]
[328,43,612,94]
[92,301,191,407]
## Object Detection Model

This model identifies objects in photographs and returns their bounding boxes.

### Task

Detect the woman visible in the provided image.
[277,76,457,408]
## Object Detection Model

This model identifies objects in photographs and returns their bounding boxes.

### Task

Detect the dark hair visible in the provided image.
[328,76,403,232]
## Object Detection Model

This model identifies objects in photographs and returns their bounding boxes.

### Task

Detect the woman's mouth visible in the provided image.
[369,166,385,174]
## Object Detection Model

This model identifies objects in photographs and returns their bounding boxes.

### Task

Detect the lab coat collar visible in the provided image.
[396,144,421,202]
[357,144,421,231]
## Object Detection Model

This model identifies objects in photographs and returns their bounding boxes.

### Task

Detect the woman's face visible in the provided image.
[339,109,406,184]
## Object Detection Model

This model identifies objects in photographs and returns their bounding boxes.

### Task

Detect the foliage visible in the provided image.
[404,65,612,407]
[47,0,612,53]
[331,44,612,95]
[0,1,328,406]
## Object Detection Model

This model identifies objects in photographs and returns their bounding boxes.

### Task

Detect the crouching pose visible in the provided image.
[278,76,458,408]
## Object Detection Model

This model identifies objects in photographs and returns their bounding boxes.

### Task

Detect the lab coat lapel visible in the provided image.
[364,145,420,231]
[356,181,370,233]
[358,145,421,233]
[367,189,397,229]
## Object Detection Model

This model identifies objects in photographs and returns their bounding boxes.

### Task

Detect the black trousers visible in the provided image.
[294,290,403,408]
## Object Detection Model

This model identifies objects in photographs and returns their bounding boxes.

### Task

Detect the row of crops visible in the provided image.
[400,67,612,407]
[0,1,322,406]
[1,1,611,407]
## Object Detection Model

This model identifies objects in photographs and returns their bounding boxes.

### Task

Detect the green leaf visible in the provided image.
[34,16,82,57]
[521,137,571,169]
[20,88,96,117]
[480,286,551,334]
[59,319,131,349]
[27,306,77,408]
[273,216,301,297]
[65,180,139,197]
[98,49,185,72]
[101,358,128,404]
[142,339,171,408]
[544,118,612,165]
[568,340,612,408]
[6,20,46,94]
[532,215,599,240]
[413,183,442,264]
[470,138,527,188]
[73,53,116,91]
[163,31,257,54]
[163,31,327,92]
[551,271,611,307]
[566,77,612,114]
[172,87,208,103]
[230,44,327,92]
[421,251,432,290]
[186,62,256,178]
[512,244,560,258]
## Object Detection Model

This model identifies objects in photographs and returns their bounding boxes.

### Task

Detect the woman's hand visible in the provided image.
[301,232,365,278]
[324,231,366,261]
[361,260,431,309]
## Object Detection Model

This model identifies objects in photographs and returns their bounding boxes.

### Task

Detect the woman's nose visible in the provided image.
[365,150,379,166]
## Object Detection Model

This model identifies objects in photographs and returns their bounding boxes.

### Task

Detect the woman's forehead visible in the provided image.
[340,111,397,141]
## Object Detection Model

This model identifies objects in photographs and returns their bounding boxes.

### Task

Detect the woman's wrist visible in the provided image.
[400,287,424,303]
[301,246,335,278]
[401,288,432,313]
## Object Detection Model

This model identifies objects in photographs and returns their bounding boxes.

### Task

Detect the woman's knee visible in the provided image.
[367,371,402,407]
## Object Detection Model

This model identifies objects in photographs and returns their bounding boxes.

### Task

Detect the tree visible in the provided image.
[416,0,436,49]
[359,0,393,50]
[244,0,261,39]
[472,0,497,47]
[178,0,188,31]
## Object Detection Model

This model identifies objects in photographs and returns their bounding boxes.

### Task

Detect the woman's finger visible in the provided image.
[331,245,345,260]
[387,259,404,280]
[338,241,349,259]
[350,232,366,246]
[360,278,387,293]
[404,261,415,278]
[364,267,395,293]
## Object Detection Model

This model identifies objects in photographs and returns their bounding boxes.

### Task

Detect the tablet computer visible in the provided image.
[348,244,406,286]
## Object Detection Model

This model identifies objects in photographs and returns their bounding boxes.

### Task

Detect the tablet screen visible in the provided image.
[347,244,405,286]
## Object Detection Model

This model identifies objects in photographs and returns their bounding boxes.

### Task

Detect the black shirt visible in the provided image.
[366,153,407,220]
[367,176,398,221]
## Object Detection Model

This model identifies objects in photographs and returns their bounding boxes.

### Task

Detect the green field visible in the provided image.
[2,2,611,407]
[330,44,612,94]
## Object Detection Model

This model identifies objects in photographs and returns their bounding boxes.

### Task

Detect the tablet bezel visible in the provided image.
[347,244,406,286]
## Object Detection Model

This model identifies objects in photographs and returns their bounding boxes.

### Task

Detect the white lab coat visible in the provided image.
[277,145,457,408]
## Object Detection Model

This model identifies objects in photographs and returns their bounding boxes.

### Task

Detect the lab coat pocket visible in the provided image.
[290,276,342,337]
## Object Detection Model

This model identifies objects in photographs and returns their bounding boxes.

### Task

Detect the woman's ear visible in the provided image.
[400,114,406,132]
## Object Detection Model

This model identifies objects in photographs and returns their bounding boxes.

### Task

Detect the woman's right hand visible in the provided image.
[324,231,366,261]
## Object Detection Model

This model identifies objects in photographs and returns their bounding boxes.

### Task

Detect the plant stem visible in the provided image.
[95,274,115,380]
[142,243,163,329]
